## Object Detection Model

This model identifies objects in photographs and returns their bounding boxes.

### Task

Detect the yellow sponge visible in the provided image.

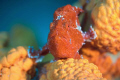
[0,46,35,80]
[39,58,106,80]
[91,0,120,54]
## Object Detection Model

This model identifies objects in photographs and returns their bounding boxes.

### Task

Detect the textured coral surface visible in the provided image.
[0,46,36,80]
[79,43,120,79]
[113,57,120,77]
[91,0,120,54]
[2,2,120,79]
[39,58,106,80]
[74,0,120,79]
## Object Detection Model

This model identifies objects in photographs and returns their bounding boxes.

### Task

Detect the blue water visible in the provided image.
[0,0,77,47]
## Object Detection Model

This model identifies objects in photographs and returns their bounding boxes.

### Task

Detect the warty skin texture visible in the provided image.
[29,4,96,60]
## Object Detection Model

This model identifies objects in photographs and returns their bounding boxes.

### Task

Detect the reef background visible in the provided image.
[0,0,77,47]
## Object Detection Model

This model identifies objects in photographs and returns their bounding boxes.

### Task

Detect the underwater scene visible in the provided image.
[0,0,120,80]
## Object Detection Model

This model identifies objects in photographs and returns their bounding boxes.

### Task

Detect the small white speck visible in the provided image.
[36,56,44,63]
[82,43,85,45]
[75,6,78,8]
[81,55,83,59]
[72,7,74,10]
[56,14,64,20]
[69,39,72,44]
[50,60,56,63]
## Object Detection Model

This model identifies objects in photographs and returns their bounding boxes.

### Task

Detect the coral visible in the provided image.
[91,0,120,54]
[79,44,112,77]
[0,46,36,80]
[93,55,112,74]
[79,43,120,79]
[73,0,120,79]
[2,3,117,80]
[39,58,106,80]
[113,57,120,77]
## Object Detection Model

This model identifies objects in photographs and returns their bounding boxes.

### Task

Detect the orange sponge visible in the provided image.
[39,58,106,80]
[0,46,36,80]
[91,0,120,54]
[79,43,114,79]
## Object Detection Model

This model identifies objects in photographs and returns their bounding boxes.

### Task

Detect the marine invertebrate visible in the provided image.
[73,0,120,79]
[91,0,120,54]
[79,43,120,79]
[39,58,106,80]
[29,4,96,60]
[79,43,113,78]
[0,46,36,80]
[113,57,120,77]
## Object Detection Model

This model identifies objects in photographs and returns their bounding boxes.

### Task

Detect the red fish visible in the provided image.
[28,5,96,60]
